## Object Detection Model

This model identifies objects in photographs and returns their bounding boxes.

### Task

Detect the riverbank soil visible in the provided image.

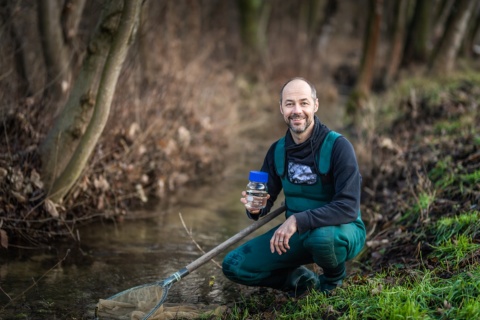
[360,76,479,269]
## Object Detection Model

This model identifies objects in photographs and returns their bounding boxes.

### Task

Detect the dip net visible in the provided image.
[95,206,287,319]
[96,284,164,319]
[95,284,225,320]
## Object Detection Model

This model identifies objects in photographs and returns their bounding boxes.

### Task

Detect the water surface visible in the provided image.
[0,173,284,319]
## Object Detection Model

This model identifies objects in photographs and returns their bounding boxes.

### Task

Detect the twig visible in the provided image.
[178,212,222,269]
[3,212,107,223]
[0,285,11,300]
[0,249,71,311]
[366,220,377,240]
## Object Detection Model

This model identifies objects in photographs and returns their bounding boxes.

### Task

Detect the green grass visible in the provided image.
[474,135,480,146]
[220,266,480,319]
[432,211,480,245]
[430,234,480,270]
[428,156,455,188]
[428,159,479,193]
[461,169,480,185]
[401,191,436,224]
[433,113,477,136]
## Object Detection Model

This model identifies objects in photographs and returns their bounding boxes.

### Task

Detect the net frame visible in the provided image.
[95,281,171,319]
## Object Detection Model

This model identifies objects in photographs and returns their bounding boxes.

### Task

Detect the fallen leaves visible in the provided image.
[44,199,59,218]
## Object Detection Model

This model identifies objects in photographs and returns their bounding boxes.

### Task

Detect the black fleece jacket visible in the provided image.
[248,116,361,234]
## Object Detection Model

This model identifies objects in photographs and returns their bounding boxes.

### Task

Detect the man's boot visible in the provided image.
[282,266,320,298]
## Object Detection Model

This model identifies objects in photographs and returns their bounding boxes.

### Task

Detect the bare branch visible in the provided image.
[178,212,222,269]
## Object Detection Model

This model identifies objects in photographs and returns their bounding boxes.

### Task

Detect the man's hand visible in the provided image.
[240,190,270,215]
[270,215,297,255]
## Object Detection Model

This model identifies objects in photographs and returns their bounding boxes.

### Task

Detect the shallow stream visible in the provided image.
[0,168,287,319]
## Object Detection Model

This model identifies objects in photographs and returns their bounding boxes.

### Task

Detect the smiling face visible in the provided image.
[279,79,318,144]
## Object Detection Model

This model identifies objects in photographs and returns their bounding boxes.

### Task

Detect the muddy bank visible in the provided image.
[357,76,480,271]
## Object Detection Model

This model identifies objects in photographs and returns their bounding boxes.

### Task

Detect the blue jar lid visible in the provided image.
[249,171,268,183]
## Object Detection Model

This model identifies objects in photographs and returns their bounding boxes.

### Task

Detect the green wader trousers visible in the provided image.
[222,218,366,296]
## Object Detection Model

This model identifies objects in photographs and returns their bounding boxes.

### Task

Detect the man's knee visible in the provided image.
[222,251,243,282]
[222,250,264,287]
[305,226,342,268]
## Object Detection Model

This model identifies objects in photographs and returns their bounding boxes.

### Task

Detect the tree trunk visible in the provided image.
[346,0,382,123]
[61,0,87,41]
[38,0,72,109]
[311,0,337,54]
[383,0,408,86]
[48,0,142,203]
[300,0,326,47]
[433,0,455,42]
[429,0,476,75]
[460,1,480,57]
[0,0,31,96]
[355,0,382,96]
[237,0,270,70]
[402,0,434,65]
[40,0,123,190]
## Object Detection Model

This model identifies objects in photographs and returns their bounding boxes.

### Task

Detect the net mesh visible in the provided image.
[96,284,226,320]
[96,284,164,319]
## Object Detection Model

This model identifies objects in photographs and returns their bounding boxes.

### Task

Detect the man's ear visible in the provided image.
[314,99,319,112]
[279,103,284,114]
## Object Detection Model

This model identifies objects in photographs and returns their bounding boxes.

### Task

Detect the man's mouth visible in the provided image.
[290,117,304,123]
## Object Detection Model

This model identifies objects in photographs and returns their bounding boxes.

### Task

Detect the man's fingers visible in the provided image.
[270,237,275,253]
[270,237,288,255]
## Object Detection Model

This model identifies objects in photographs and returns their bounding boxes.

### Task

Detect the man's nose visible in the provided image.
[292,103,302,113]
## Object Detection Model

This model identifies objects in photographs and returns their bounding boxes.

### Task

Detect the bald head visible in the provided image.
[279,77,317,105]
[278,77,318,143]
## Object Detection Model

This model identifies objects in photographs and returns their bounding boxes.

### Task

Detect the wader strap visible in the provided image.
[274,137,286,177]
[318,130,342,175]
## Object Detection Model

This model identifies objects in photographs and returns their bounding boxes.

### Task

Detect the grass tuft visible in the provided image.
[432,211,480,245]
[430,235,480,270]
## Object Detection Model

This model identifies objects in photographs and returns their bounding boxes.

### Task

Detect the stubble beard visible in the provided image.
[287,115,313,134]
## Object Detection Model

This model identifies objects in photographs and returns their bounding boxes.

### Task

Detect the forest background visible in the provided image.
[0,0,478,264]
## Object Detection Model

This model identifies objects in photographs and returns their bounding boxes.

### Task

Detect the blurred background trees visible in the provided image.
[347,0,478,123]
[0,0,479,243]
[429,0,477,75]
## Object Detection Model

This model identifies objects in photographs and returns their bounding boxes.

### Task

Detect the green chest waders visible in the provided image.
[273,130,341,216]
[222,131,366,297]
